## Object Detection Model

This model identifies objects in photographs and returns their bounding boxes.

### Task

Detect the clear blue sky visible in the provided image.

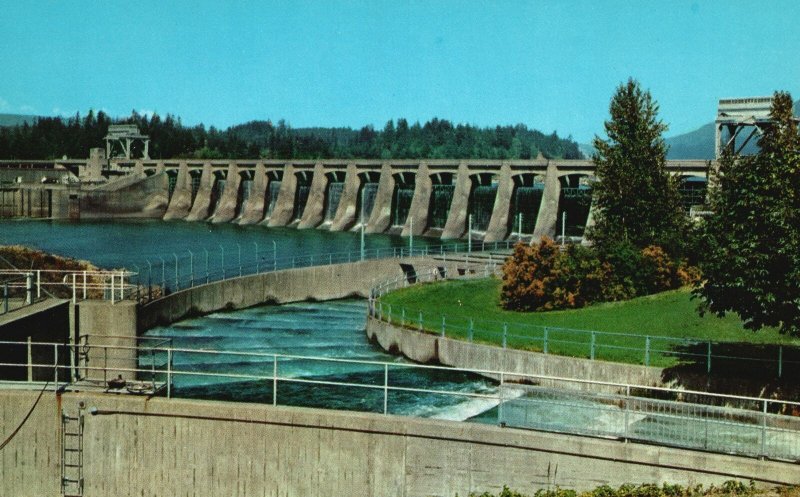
[1,1,797,142]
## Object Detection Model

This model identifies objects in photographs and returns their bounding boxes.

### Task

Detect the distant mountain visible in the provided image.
[665,122,716,159]
[665,99,800,160]
[0,114,39,127]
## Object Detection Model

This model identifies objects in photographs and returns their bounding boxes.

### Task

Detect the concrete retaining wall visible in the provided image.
[366,316,666,389]
[138,258,431,332]
[1,390,796,497]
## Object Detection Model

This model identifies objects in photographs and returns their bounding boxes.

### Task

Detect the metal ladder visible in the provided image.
[61,407,84,497]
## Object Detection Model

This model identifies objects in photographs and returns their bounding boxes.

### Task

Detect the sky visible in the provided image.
[0,1,798,143]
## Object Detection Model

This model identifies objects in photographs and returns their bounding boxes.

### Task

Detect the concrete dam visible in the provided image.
[0,155,710,241]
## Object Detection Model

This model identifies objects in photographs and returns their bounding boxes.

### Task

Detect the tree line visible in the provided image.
[0,111,583,161]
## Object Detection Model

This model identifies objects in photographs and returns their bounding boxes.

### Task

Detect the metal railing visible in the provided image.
[0,269,137,304]
[133,240,514,304]
[369,272,800,375]
[1,337,799,462]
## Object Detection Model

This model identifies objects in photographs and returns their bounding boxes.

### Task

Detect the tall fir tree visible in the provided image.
[696,91,800,334]
[589,78,686,255]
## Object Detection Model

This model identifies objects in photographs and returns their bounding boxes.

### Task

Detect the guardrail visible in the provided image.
[369,271,800,375]
[132,240,515,304]
[1,337,799,462]
[0,269,137,305]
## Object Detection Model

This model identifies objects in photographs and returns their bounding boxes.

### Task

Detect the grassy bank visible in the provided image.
[378,278,800,368]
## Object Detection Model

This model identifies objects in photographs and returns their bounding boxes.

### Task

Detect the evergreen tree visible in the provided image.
[589,78,686,255]
[696,91,800,335]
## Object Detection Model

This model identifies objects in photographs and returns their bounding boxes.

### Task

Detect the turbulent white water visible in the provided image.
[143,300,503,420]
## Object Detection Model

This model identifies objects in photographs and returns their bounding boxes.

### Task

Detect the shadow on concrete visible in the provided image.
[661,341,800,403]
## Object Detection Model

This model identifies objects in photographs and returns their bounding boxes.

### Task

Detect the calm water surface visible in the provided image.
[0,218,437,270]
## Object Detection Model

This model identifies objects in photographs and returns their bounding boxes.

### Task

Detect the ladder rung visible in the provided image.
[62,478,81,483]
[64,448,82,452]
[64,432,82,436]
[64,463,82,468]
[62,415,81,421]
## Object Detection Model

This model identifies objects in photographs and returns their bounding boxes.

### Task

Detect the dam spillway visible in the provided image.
[0,156,711,241]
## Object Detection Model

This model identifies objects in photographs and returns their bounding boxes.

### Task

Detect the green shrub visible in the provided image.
[501,238,700,312]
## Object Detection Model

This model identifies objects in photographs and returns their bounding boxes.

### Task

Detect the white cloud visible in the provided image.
[0,97,9,111]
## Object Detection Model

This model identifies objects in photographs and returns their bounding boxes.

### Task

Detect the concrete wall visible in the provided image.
[0,300,71,381]
[366,316,666,390]
[1,389,796,497]
[138,258,433,332]
[79,172,168,218]
[0,185,77,219]
[76,301,138,381]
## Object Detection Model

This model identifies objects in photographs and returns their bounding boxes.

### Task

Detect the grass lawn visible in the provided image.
[378,278,800,368]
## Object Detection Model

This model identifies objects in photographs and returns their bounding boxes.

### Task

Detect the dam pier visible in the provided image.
[0,152,711,241]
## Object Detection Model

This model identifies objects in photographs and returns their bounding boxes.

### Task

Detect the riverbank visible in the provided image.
[378,278,800,365]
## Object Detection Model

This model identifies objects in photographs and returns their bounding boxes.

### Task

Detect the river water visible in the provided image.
[142,299,504,421]
[0,218,436,271]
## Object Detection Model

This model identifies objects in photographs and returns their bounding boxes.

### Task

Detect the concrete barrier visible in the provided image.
[138,258,432,332]
[1,389,796,497]
[366,316,666,389]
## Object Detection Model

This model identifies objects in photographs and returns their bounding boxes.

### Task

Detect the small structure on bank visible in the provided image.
[104,124,150,160]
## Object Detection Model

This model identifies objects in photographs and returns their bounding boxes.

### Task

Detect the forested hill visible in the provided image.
[0,111,583,161]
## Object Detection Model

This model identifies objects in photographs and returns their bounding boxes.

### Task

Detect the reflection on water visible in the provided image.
[0,219,437,270]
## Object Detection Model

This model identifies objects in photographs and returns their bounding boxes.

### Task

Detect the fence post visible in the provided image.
[2,283,8,314]
[36,270,41,299]
[27,336,32,382]
[778,346,783,378]
[387,304,392,324]
[72,274,77,304]
[645,336,650,367]
[418,311,423,331]
[543,327,548,354]
[624,385,630,442]
[761,400,768,458]
[441,315,446,337]
[401,308,405,326]
[378,302,383,321]
[707,341,712,374]
[502,323,507,348]
[498,372,505,426]
[273,355,278,406]
[54,343,58,384]
[167,348,172,399]
[25,272,32,305]
[468,319,474,342]
[590,331,596,360]
[83,271,87,300]
[383,364,389,415]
